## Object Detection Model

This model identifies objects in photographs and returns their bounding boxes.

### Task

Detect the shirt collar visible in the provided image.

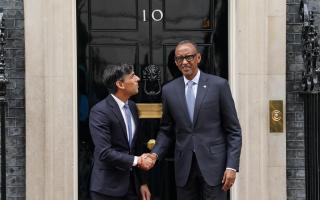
[111,94,127,108]
[183,69,200,85]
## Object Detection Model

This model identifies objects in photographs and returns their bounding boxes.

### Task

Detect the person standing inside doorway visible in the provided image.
[148,40,242,200]
[89,64,153,200]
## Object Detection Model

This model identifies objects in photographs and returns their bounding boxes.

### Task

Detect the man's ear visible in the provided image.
[115,80,125,90]
[196,53,201,64]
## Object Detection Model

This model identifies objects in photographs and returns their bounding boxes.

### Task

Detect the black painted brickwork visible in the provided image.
[0,0,25,199]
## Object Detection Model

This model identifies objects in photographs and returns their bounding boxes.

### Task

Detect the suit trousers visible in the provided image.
[176,153,227,200]
[90,172,138,200]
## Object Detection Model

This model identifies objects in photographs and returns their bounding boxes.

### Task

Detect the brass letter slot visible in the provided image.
[269,100,284,132]
[136,103,162,119]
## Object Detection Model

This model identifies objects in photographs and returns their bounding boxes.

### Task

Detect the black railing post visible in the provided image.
[300,1,320,199]
[0,8,8,200]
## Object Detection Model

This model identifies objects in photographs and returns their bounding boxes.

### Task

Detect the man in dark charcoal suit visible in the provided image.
[89,64,154,200]
[147,40,242,200]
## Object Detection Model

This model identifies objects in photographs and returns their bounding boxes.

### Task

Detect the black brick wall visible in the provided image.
[0,0,25,199]
[286,0,320,199]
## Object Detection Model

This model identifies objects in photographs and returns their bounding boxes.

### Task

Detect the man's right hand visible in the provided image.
[137,153,157,171]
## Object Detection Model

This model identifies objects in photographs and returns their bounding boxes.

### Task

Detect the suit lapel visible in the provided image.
[107,96,130,147]
[193,72,208,126]
[175,77,193,124]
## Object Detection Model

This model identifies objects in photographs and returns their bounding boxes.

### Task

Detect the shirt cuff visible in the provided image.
[133,156,139,166]
[226,167,237,172]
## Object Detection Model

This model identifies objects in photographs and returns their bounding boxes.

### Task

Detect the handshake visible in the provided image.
[137,153,158,171]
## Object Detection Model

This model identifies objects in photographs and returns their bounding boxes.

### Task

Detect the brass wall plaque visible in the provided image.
[136,103,162,119]
[269,100,283,132]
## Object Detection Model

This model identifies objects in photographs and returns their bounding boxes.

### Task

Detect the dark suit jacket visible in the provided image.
[152,71,242,187]
[89,95,145,197]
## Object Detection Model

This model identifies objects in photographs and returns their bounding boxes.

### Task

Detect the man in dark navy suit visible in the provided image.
[148,40,242,200]
[89,64,153,200]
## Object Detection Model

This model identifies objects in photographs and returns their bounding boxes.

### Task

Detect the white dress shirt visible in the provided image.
[183,69,200,97]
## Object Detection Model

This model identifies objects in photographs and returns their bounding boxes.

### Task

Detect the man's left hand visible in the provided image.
[221,169,236,192]
[140,184,151,200]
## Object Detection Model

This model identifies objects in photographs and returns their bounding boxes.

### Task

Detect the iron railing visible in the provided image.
[300,1,320,199]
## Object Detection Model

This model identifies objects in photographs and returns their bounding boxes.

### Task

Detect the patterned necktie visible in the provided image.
[186,80,196,122]
[123,104,133,147]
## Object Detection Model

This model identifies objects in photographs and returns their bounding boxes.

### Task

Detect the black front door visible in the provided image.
[77,0,228,199]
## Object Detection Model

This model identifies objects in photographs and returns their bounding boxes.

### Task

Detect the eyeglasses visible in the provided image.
[174,54,197,64]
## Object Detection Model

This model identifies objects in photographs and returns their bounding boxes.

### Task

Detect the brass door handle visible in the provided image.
[147,139,156,150]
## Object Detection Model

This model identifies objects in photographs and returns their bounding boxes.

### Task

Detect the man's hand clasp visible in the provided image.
[137,153,158,171]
